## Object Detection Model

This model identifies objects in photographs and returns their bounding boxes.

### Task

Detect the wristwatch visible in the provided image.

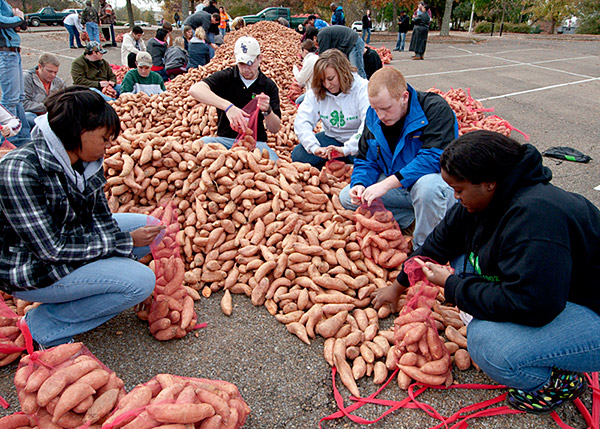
[262,105,272,117]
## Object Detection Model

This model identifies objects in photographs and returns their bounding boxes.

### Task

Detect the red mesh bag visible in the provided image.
[0,296,25,368]
[393,283,452,390]
[232,98,259,151]
[102,373,251,428]
[13,341,126,427]
[137,201,198,341]
[354,199,410,269]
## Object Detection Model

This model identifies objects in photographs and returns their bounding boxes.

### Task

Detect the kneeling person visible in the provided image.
[121,51,166,95]
[340,67,458,248]
[188,36,280,160]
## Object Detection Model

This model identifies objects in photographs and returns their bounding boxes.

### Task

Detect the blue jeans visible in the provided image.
[200,136,279,161]
[395,32,407,51]
[85,22,100,43]
[339,173,455,248]
[348,37,367,79]
[291,132,353,169]
[90,84,121,101]
[362,28,371,45]
[13,213,158,347]
[65,24,83,48]
[219,27,226,37]
[0,51,31,147]
[467,302,600,391]
[25,112,37,130]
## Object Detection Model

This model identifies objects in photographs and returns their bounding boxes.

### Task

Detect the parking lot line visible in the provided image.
[21,45,78,61]
[477,77,600,101]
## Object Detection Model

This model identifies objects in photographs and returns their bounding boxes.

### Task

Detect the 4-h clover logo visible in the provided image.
[330,110,346,127]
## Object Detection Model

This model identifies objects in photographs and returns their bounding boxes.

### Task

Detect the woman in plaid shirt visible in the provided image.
[0,87,164,348]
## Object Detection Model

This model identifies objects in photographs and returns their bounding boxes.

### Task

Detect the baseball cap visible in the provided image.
[136,51,153,67]
[85,41,107,55]
[234,36,260,66]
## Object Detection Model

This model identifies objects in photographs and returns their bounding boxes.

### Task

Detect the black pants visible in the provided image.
[127,52,137,68]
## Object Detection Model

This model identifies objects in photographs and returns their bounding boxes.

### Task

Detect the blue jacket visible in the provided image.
[350,84,458,189]
[331,6,345,26]
[0,0,26,48]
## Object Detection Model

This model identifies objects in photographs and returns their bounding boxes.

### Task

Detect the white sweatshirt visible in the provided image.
[292,52,318,88]
[294,73,369,156]
[0,104,21,138]
[121,32,147,66]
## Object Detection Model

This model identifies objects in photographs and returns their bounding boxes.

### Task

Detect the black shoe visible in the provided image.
[111,44,117,47]
[70,46,77,49]
[506,369,588,414]
[103,43,112,48]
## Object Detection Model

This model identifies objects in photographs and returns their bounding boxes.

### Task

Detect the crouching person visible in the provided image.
[0,87,164,348]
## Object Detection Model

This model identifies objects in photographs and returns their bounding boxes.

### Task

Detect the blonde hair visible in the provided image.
[231,16,245,31]
[173,36,185,49]
[311,49,356,101]
[194,26,206,41]
[368,67,407,99]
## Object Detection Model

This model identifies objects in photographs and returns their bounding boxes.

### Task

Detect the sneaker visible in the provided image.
[506,368,588,414]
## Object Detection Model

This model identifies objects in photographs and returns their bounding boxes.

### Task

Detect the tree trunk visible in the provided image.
[550,18,556,34]
[182,0,189,19]
[439,0,453,36]
[392,0,397,36]
[126,0,134,27]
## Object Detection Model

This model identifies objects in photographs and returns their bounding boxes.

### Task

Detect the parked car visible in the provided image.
[125,21,151,27]
[241,7,306,31]
[25,7,71,27]
[351,21,362,32]
[61,8,82,15]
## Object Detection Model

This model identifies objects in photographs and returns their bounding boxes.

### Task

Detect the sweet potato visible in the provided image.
[52,383,96,422]
[454,349,471,370]
[286,322,310,345]
[221,290,233,316]
[445,325,468,349]
[84,388,120,424]
[147,402,216,424]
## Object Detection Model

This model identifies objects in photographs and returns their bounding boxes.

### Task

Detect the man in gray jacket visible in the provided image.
[23,53,66,130]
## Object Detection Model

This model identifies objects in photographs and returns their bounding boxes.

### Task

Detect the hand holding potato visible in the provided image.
[225,105,249,132]
[0,126,10,138]
[130,225,166,247]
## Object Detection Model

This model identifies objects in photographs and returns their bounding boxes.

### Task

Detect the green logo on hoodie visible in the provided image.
[468,252,500,282]
[330,110,346,127]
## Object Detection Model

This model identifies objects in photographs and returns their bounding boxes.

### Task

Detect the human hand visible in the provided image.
[255,93,271,113]
[362,181,391,206]
[102,85,117,98]
[313,147,328,158]
[130,225,166,247]
[415,257,453,287]
[324,145,343,159]
[13,8,24,19]
[372,279,407,312]
[225,105,250,132]
[99,80,111,88]
[349,185,365,205]
[1,126,10,137]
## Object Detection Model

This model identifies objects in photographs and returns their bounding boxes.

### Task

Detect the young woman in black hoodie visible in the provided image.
[373,130,600,413]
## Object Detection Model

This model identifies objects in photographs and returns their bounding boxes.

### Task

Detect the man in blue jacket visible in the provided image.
[330,3,345,26]
[0,0,30,146]
[339,67,458,248]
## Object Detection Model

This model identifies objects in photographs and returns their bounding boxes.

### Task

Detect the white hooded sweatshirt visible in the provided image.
[294,73,369,156]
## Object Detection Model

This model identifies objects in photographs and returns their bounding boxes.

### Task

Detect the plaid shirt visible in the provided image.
[0,134,133,293]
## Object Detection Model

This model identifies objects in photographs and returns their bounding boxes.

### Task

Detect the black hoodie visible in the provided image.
[398,144,600,327]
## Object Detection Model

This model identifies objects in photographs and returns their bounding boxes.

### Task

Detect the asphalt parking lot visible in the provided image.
[1,28,599,428]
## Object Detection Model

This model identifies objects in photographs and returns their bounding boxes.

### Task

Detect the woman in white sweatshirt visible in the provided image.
[293,48,369,169]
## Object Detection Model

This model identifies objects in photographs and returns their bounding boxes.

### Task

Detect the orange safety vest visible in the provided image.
[219,11,229,29]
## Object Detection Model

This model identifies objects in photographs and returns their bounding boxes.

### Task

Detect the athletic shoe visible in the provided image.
[506,368,588,414]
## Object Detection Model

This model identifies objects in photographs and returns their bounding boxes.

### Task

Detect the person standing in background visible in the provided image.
[81,1,100,44]
[395,10,410,52]
[63,11,84,49]
[409,2,430,60]
[99,0,117,48]
[218,6,230,37]
[330,3,345,26]
[0,0,31,147]
[23,53,66,130]
[361,9,372,45]
[174,11,181,28]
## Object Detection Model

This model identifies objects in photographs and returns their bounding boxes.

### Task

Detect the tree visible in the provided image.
[439,0,453,35]
[577,0,600,34]
[528,0,576,33]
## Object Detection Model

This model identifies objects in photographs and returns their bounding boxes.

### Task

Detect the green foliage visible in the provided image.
[576,0,600,34]
[115,5,143,22]
[474,20,536,32]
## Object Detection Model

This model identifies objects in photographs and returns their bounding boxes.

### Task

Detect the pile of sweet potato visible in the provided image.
[13,342,126,428]
[103,373,250,428]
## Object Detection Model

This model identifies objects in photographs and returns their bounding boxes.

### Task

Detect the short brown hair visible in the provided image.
[38,53,60,67]
[368,67,407,99]
[301,39,316,53]
[311,49,356,101]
